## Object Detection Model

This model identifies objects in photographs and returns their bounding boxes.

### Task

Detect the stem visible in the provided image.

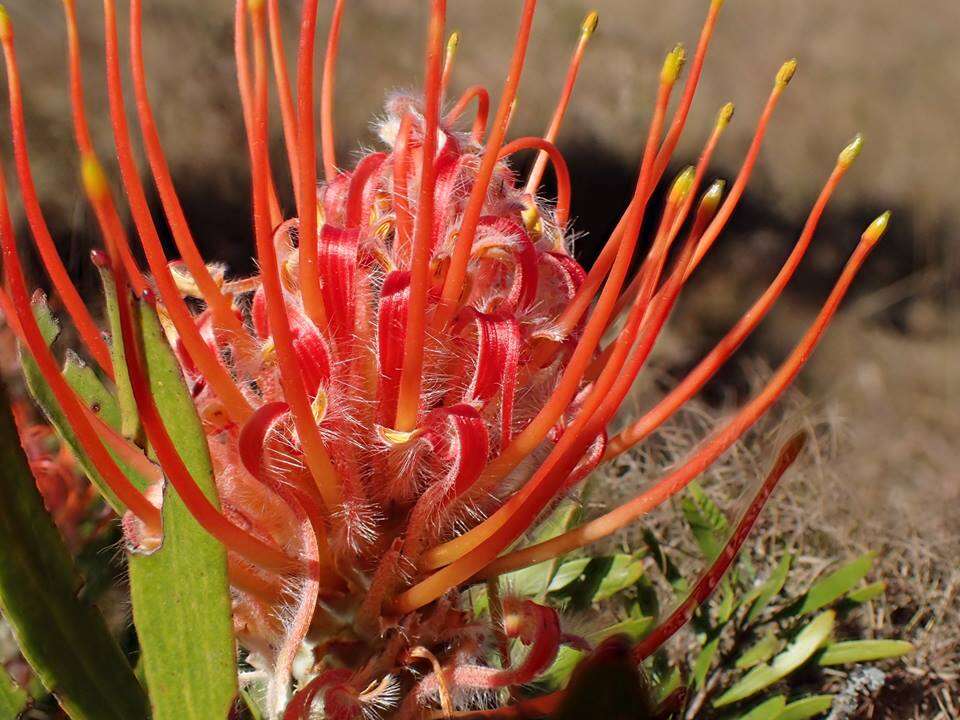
[0,25,114,377]
[433,0,538,329]
[445,84,490,143]
[104,0,253,425]
[320,0,346,181]
[524,10,597,196]
[129,0,250,340]
[499,137,571,228]
[250,1,342,512]
[267,0,301,209]
[295,0,328,328]
[394,0,447,432]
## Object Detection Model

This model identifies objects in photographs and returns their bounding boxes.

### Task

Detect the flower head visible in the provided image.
[0,0,887,716]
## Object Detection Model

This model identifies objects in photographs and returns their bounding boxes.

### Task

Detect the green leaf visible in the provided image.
[654,666,683,704]
[846,581,886,604]
[540,616,654,689]
[0,665,28,719]
[693,635,721,689]
[794,553,875,616]
[593,553,646,602]
[98,266,142,440]
[125,299,236,720]
[736,695,787,720]
[547,558,591,592]
[0,376,149,719]
[744,553,793,623]
[735,631,783,670]
[817,640,913,666]
[21,298,127,511]
[681,482,728,560]
[777,694,835,719]
[714,610,835,707]
[717,576,737,624]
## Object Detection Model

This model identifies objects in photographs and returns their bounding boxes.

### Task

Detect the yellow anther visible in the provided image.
[522,201,543,238]
[261,338,276,364]
[838,133,864,168]
[376,425,422,447]
[776,59,798,88]
[310,390,329,425]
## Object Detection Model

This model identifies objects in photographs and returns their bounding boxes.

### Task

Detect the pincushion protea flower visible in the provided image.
[0,0,888,717]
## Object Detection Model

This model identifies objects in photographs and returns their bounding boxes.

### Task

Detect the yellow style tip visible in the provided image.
[446,31,460,56]
[699,178,726,214]
[668,166,696,203]
[246,0,265,13]
[0,6,11,43]
[581,11,599,39]
[716,101,735,130]
[837,133,864,168]
[776,59,798,87]
[660,44,686,84]
[81,155,110,202]
[863,211,891,244]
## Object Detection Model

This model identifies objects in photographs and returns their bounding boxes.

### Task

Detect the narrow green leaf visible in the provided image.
[653,665,683,704]
[777,694,835,719]
[98,267,141,440]
[714,610,835,707]
[547,557,591,592]
[125,299,236,720]
[846,581,886,604]
[817,640,913,666]
[795,553,875,616]
[693,635,721,689]
[593,553,646,602]
[717,576,737,624]
[735,632,782,670]
[736,695,787,720]
[744,553,793,623]
[681,482,728,560]
[21,298,126,511]
[0,377,148,719]
[0,665,28,719]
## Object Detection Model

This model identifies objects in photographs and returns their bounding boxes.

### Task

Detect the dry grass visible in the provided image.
[594,302,959,717]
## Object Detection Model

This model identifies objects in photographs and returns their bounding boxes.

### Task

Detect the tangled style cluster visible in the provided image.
[0,0,887,717]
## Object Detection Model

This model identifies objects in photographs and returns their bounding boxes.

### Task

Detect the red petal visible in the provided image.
[376,270,411,425]
[238,401,291,479]
[317,225,361,340]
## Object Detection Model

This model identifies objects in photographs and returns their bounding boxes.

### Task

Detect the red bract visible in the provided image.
[0,0,888,717]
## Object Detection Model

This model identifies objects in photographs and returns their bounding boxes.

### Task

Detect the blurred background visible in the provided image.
[0,0,957,715]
